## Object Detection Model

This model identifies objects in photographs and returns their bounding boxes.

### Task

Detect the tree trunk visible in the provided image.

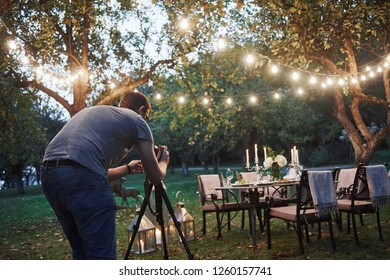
[332,86,390,166]
[10,163,24,194]
[181,158,189,177]
[0,0,15,16]
[201,162,210,174]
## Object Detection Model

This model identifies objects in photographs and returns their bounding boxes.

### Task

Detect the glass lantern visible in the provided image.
[128,206,156,254]
[168,191,195,242]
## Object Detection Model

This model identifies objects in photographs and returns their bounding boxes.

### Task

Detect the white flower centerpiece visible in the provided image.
[263,148,288,180]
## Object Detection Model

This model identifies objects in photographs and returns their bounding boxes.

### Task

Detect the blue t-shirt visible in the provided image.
[43,105,153,176]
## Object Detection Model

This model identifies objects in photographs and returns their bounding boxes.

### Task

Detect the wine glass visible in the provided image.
[226,168,234,186]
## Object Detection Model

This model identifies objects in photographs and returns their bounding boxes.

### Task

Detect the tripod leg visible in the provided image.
[124,184,152,260]
[160,186,194,260]
[155,184,169,259]
[124,195,149,259]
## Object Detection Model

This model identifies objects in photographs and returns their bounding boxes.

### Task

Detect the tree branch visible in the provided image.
[97,59,175,105]
[14,80,72,113]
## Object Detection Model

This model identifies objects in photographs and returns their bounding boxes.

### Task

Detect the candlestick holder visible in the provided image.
[246,161,265,177]
[289,161,302,180]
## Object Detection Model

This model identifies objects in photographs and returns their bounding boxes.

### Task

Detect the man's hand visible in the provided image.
[156,145,170,165]
[127,160,144,174]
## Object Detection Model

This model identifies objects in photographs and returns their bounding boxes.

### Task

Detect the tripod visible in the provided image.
[124,180,194,260]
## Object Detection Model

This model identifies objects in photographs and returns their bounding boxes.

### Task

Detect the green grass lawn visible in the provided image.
[1,165,390,260]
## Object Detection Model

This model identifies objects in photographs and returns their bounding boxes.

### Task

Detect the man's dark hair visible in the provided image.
[119,91,151,114]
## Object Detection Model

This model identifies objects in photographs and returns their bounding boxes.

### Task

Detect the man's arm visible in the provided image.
[137,140,169,185]
[107,160,143,182]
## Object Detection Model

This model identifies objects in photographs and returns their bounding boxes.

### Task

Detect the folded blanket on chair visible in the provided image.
[308,171,338,218]
[365,165,390,210]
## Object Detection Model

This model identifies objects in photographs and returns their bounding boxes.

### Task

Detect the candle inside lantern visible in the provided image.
[155,228,161,244]
[246,149,250,169]
[254,144,258,163]
[140,239,145,253]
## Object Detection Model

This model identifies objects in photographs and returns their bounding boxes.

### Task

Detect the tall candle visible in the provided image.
[254,144,258,163]
[291,149,294,164]
[246,149,250,169]
[263,147,267,160]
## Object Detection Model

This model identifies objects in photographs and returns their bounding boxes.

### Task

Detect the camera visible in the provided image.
[154,145,162,161]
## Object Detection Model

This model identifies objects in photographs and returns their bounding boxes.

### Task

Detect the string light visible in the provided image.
[214,34,388,90]
[249,95,257,103]
[178,96,186,104]
[270,64,279,74]
[179,18,190,31]
[291,71,300,81]
[245,54,255,64]
[216,36,227,50]
[326,78,333,85]
[8,40,17,50]
[3,15,389,107]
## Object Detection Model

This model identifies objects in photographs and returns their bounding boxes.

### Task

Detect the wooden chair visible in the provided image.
[337,164,390,244]
[196,174,252,238]
[333,167,360,230]
[266,170,337,255]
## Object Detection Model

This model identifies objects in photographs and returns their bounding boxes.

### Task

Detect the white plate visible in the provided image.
[231,183,252,187]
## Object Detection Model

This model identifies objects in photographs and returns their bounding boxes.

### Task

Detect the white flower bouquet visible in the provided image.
[263,154,287,169]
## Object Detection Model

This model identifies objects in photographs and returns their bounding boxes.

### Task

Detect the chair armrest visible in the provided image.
[266,195,296,207]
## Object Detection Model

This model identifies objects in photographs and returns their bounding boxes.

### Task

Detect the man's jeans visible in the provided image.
[41,164,117,259]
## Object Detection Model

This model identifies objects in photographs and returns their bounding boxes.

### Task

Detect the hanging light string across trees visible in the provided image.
[3,17,390,106]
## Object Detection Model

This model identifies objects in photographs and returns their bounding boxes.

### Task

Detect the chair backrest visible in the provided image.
[238,172,258,182]
[334,167,357,193]
[197,174,223,205]
[297,170,338,218]
[238,171,283,198]
[351,164,373,200]
[307,170,338,217]
[363,164,390,209]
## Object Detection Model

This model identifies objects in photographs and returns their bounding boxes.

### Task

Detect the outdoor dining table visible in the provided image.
[214,179,300,249]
